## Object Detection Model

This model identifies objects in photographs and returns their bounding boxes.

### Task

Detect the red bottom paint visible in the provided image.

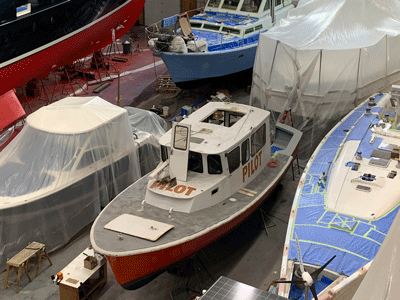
[0,0,145,97]
[106,161,290,289]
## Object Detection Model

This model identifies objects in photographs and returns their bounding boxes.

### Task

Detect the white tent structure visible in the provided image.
[352,208,400,300]
[250,0,400,157]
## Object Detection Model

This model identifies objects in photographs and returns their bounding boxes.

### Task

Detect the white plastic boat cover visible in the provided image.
[352,209,400,300]
[125,107,168,139]
[0,96,142,269]
[250,0,400,157]
[125,107,167,175]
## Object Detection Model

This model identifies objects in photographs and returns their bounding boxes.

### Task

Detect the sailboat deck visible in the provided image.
[288,93,400,278]
[91,153,291,256]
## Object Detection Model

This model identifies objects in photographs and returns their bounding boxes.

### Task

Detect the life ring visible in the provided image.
[267,160,279,168]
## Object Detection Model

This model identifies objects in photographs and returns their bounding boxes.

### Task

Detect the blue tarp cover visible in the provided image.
[191,11,258,26]
[162,15,178,27]
[191,29,260,52]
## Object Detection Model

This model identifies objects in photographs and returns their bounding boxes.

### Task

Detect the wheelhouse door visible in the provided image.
[169,123,191,181]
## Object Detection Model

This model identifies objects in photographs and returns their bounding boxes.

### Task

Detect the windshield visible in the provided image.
[221,0,240,10]
[207,0,222,8]
[241,0,261,13]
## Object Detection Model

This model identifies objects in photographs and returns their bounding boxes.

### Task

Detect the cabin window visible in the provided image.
[263,0,270,11]
[207,0,222,8]
[202,110,245,127]
[227,146,240,173]
[188,151,203,173]
[190,22,202,28]
[174,125,189,151]
[276,0,283,6]
[251,123,266,156]
[203,24,221,31]
[242,139,250,164]
[222,0,240,10]
[245,27,254,34]
[221,27,241,35]
[77,147,110,170]
[208,154,223,174]
[161,145,169,162]
[255,24,263,30]
[241,0,261,13]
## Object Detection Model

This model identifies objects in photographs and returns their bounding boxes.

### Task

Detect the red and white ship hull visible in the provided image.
[0,0,145,97]
[104,160,290,290]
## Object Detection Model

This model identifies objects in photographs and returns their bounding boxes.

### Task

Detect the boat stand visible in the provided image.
[170,250,215,299]
[291,154,302,181]
[260,208,277,236]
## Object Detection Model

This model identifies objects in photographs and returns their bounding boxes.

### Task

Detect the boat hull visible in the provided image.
[104,156,291,290]
[0,155,131,269]
[278,93,400,298]
[159,43,257,89]
[0,0,145,96]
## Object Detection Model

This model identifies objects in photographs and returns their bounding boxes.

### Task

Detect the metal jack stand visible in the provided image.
[260,208,277,236]
[170,251,215,300]
[291,154,302,181]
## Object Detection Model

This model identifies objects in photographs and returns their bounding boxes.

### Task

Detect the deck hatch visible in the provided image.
[356,185,371,192]
[369,157,389,167]
[104,214,174,242]
[378,142,396,151]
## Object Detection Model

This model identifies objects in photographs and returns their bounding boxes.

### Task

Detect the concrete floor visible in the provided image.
[1,169,300,300]
[1,26,305,300]
[1,85,304,300]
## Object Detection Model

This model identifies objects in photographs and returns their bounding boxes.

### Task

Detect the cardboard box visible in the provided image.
[84,256,98,270]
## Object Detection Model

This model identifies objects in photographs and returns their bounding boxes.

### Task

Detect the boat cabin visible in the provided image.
[189,0,290,39]
[146,102,271,213]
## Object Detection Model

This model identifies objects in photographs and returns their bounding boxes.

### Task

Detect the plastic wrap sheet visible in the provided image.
[250,0,400,158]
[352,209,400,300]
[134,131,162,176]
[125,107,168,139]
[0,96,141,269]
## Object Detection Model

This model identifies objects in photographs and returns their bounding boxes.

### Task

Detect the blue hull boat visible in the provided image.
[147,0,293,89]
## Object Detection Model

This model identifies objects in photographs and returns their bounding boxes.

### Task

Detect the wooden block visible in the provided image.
[93,82,111,93]
[112,57,128,62]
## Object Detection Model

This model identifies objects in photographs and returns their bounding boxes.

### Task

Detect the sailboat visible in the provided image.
[277,86,400,299]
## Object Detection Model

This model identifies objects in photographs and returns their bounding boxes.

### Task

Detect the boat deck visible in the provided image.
[288,93,400,277]
[92,153,291,255]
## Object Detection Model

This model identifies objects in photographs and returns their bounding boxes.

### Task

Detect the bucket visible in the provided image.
[123,41,131,54]
[163,106,169,116]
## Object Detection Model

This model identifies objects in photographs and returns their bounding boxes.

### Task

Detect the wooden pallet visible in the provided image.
[157,75,178,93]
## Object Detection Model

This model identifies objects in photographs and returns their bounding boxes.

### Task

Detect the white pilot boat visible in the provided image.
[276,86,400,300]
[90,101,302,289]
